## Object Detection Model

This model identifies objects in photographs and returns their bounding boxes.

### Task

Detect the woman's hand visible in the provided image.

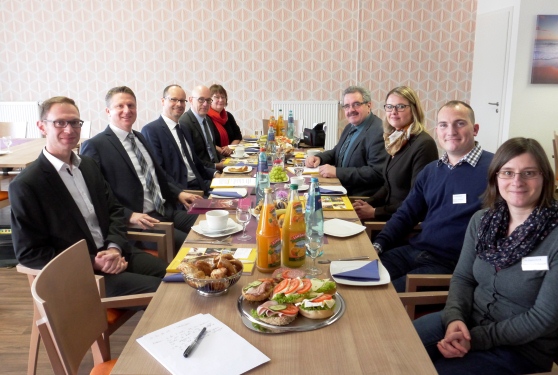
[220,146,233,156]
[437,320,471,358]
[353,200,375,219]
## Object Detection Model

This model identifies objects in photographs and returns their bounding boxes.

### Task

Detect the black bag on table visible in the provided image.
[303,122,326,147]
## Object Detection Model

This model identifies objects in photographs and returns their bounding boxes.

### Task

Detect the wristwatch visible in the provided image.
[372,242,383,254]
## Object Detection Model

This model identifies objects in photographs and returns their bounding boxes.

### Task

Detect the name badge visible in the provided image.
[521,256,549,271]
[453,194,467,204]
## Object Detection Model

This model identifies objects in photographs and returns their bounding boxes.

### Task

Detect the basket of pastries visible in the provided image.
[178,254,243,297]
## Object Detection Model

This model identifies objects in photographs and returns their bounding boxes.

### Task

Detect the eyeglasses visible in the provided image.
[384,104,411,112]
[212,95,227,101]
[192,97,213,104]
[43,119,84,128]
[166,97,187,104]
[496,170,542,180]
[342,102,369,110]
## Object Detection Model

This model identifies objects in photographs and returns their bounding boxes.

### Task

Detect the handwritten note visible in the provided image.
[137,313,269,375]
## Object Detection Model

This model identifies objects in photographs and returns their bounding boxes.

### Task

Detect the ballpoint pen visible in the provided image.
[183,327,207,358]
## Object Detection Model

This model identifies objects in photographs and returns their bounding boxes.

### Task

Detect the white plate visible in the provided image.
[192,219,243,237]
[0,150,11,155]
[223,166,253,174]
[323,218,365,237]
[330,260,391,286]
[231,153,249,159]
[298,184,309,191]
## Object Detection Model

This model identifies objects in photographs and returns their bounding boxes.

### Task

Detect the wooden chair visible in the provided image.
[17,229,168,375]
[400,274,452,319]
[31,240,153,375]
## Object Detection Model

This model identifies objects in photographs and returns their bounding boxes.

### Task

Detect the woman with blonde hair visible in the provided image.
[354,86,438,221]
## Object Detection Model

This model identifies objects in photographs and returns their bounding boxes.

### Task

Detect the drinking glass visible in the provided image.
[305,232,324,276]
[236,203,252,241]
[254,130,261,138]
[2,136,12,153]
[293,159,305,177]
[293,134,301,149]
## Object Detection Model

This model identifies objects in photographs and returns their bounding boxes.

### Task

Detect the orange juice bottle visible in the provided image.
[281,184,306,268]
[276,109,284,137]
[256,188,282,273]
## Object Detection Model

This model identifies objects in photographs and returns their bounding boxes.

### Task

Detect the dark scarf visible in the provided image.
[476,200,558,270]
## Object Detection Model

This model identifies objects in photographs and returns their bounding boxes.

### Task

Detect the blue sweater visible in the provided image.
[375,151,494,262]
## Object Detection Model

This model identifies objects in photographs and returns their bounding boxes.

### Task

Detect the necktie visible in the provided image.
[338,127,358,167]
[175,124,205,189]
[201,119,217,162]
[127,133,166,216]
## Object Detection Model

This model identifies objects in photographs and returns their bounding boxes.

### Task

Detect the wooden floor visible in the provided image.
[0,265,142,374]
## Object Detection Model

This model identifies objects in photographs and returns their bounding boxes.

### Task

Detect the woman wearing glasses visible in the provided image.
[207,84,242,157]
[414,138,558,375]
[353,86,438,221]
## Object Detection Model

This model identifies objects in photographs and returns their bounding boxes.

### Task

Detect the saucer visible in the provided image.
[231,153,248,159]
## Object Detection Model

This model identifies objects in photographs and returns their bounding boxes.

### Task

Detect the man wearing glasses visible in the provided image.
[80,86,200,253]
[373,101,494,292]
[10,96,166,297]
[142,84,216,194]
[305,85,387,196]
[178,85,224,171]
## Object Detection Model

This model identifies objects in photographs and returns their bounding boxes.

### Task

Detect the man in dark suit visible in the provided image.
[10,96,166,297]
[178,85,224,171]
[141,84,216,194]
[80,86,201,252]
[305,86,388,196]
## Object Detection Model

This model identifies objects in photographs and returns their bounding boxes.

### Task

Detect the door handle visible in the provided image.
[488,102,499,106]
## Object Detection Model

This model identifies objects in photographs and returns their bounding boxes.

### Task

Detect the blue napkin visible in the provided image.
[319,187,344,195]
[245,147,260,153]
[210,190,244,198]
[163,274,184,282]
[332,260,380,281]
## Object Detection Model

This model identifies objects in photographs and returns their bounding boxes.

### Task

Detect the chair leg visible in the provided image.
[27,305,41,375]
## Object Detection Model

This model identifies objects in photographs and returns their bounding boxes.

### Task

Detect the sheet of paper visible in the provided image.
[233,248,253,259]
[137,313,270,375]
[210,178,256,187]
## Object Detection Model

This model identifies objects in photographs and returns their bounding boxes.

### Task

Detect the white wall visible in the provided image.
[476,0,558,164]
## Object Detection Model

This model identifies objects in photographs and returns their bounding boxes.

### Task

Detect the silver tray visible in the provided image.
[237,292,346,334]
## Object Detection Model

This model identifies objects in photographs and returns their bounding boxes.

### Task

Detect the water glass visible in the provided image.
[305,233,324,276]
[236,201,252,241]
[2,136,12,153]
[293,134,301,149]
[293,159,305,177]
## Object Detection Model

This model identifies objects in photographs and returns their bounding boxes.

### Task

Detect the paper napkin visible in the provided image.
[332,260,380,281]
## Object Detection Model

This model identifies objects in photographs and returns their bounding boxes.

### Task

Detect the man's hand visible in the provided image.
[353,200,375,219]
[178,191,202,209]
[319,164,336,178]
[129,212,160,229]
[437,320,471,358]
[215,162,225,172]
[93,248,128,274]
[305,155,321,168]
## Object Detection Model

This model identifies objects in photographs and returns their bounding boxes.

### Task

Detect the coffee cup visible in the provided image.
[233,146,245,157]
[307,149,320,157]
[291,176,305,187]
[206,210,229,231]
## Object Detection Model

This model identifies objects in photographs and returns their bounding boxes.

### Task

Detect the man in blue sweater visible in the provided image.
[373,101,494,292]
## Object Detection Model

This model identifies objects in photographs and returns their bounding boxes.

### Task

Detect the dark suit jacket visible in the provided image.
[316,113,388,196]
[178,109,222,168]
[366,131,439,220]
[141,116,215,191]
[80,125,182,222]
[10,153,130,269]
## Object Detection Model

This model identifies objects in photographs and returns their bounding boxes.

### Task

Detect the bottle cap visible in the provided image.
[311,177,319,182]
[264,188,273,193]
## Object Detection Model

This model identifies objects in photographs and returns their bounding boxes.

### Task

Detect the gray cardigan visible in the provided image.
[443,208,558,369]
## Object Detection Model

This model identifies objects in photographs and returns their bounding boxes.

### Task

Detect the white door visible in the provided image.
[470,8,512,153]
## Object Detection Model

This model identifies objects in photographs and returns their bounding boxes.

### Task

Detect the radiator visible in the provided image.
[271,101,339,150]
[0,101,41,138]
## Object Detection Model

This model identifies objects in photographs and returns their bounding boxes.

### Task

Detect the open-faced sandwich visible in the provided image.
[271,267,306,282]
[242,279,275,302]
[228,165,249,172]
[271,277,313,304]
[296,293,336,319]
[251,300,299,326]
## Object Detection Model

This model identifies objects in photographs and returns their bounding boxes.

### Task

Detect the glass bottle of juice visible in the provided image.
[281,184,306,268]
[256,187,281,273]
[276,108,284,137]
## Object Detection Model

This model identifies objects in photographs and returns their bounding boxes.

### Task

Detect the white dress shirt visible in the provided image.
[162,114,196,182]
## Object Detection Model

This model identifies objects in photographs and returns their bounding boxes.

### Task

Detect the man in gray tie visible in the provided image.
[178,85,224,172]
[305,86,387,196]
[80,86,200,252]
[142,84,217,194]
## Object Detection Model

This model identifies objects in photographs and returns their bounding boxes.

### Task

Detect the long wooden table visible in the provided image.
[0,138,46,169]
[111,176,437,374]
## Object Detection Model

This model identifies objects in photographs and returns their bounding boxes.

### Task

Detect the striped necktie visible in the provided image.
[127,133,165,216]
[338,127,358,167]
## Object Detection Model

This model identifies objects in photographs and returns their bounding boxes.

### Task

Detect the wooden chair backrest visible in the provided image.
[0,121,27,138]
[31,240,109,375]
